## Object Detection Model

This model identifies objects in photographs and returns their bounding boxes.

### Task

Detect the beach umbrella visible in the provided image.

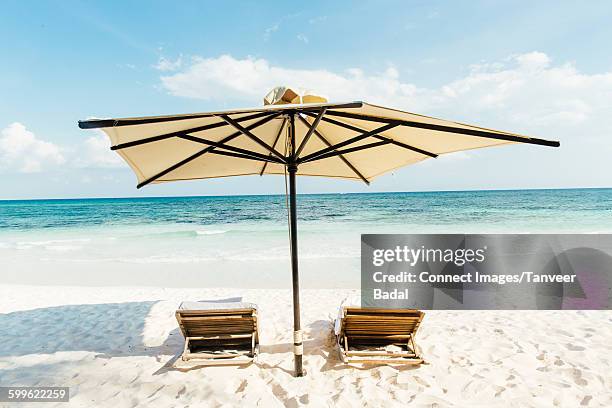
[78,86,559,376]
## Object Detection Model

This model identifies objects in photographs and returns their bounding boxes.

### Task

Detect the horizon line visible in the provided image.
[0,185,610,202]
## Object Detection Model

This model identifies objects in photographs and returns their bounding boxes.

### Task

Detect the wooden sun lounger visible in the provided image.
[336,307,424,365]
[175,302,259,366]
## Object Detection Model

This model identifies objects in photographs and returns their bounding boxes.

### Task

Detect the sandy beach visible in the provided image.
[0,284,610,407]
[4,0,612,405]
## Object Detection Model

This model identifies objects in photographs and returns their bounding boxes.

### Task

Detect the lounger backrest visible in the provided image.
[343,308,424,338]
[176,308,257,338]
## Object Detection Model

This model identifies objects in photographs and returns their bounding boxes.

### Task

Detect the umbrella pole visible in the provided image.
[288,113,304,377]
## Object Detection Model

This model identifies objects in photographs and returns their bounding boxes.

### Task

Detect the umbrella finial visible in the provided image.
[263,86,328,105]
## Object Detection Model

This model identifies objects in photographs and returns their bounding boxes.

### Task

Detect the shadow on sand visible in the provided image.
[257,319,419,374]
[0,300,415,377]
[0,301,177,359]
[0,296,242,359]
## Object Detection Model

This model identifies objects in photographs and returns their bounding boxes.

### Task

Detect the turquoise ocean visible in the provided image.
[1,188,611,288]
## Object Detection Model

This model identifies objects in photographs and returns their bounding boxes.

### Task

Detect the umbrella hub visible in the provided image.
[263,86,327,106]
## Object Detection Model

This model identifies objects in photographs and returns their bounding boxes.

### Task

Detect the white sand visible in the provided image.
[0,284,610,408]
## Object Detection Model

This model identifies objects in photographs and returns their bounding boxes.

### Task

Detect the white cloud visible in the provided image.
[5,51,609,180]
[435,51,612,132]
[263,24,279,41]
[159,54,421,107]
[158,52,612,136]
[75,131,125,169]
[0,124,126,174]
[297,33,309,44]
[0,123,65,173]
[426,10,440,19]
[308,15,327,24]
[263,12,301,41]
[116,63,137,70]
[154,56,182,72]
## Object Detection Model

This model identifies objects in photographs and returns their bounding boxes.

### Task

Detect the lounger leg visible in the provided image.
[343,335,350,363]
[337,335,348,363]
[410,335,419,357]
[182,337,190,361]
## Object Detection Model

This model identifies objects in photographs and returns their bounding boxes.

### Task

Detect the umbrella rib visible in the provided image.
[303,112,438,158]
[135,113,282,188]
[219,115,287,163]
[301,140,392,163]
[294,109,326,159]
[296,115,370,185]
[78,102,363,129]
[260,117,287,176]
[110,111,275,151]
[208,149,282,163]
[324,110,560,147]
[297,122,400,163]
[177,134,285,163]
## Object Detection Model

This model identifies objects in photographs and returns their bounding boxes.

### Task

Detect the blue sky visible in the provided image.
[1,1,612,199]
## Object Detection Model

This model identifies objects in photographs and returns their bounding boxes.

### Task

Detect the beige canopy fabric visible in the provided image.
[79,100,559,187]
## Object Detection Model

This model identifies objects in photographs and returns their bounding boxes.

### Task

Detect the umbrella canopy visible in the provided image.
[79,100,558,188]
[79,87,559,376]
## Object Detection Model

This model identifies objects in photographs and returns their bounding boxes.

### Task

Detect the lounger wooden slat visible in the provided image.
[336,306,424,366]
[345,350,417,357]
[348,334,412,339]
[344,357,424,365]
[186,334,252,340]
[175,304,259,367]
[178,308,255,314]
[183,350,253,358]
